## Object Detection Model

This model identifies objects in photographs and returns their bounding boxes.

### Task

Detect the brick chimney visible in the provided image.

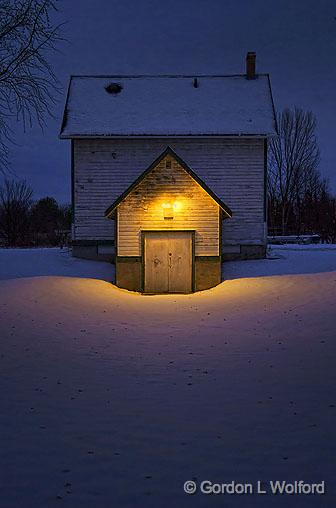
[246,52,256,79]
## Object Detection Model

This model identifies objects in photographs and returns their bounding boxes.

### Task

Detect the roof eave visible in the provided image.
[266,74,278,135]
[59,76,73,138]
[60,132,275,140]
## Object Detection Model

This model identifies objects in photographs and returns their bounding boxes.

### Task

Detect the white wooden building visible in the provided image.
[60,53,277,293]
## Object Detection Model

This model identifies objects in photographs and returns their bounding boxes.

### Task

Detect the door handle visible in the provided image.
[168,252,172,268]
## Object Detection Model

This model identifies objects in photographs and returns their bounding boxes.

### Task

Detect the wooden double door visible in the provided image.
[143,231,193,293]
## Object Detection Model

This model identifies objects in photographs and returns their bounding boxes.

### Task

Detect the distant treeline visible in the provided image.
[268,108,336,242]
[0,179,71,247]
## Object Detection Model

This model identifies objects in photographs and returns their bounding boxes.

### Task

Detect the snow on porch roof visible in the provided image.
[104,146,232,218]
[59,74,277,138]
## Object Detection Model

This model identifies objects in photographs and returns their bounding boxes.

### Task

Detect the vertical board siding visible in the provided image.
[73,137,265,245]
[117,156,219,256]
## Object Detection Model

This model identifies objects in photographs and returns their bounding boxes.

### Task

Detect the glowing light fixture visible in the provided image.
[162,202,177,220]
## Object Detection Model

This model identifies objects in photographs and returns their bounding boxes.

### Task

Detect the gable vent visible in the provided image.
[105,83,123,94]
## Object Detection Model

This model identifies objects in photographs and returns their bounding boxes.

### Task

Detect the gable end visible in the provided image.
[104,146,232,218]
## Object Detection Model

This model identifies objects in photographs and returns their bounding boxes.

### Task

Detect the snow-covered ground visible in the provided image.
[0,247,114,282]
[1,244,336,282]
[224,243,336,280]
[1,246,336,507]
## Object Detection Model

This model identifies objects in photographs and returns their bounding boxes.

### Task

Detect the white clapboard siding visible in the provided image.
[117,155,219,256]
[73,137,265,245]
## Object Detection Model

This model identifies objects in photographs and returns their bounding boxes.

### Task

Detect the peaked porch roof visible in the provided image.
[104,146,232,218]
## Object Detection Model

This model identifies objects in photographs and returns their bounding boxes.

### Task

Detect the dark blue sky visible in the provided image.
[6,0,336,202]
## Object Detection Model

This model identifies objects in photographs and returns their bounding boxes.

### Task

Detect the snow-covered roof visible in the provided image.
[59,74,277,138]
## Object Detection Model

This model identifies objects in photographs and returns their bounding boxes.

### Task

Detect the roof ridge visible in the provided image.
[69,73,270,79]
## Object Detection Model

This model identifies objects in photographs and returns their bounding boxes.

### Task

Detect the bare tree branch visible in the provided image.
[0,0,64,171]
[268,108,320,234]
[0,178,33,245]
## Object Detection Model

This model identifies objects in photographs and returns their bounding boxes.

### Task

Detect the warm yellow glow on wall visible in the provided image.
[162,202,175,219]
[161,201,182,219]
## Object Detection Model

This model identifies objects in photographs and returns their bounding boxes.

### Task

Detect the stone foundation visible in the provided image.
[73,242,266,264]
[194,256,221,291]
[222,244,266,261]
[115,255,222,292]
[116,256,142,292]
[72,242,115,262]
